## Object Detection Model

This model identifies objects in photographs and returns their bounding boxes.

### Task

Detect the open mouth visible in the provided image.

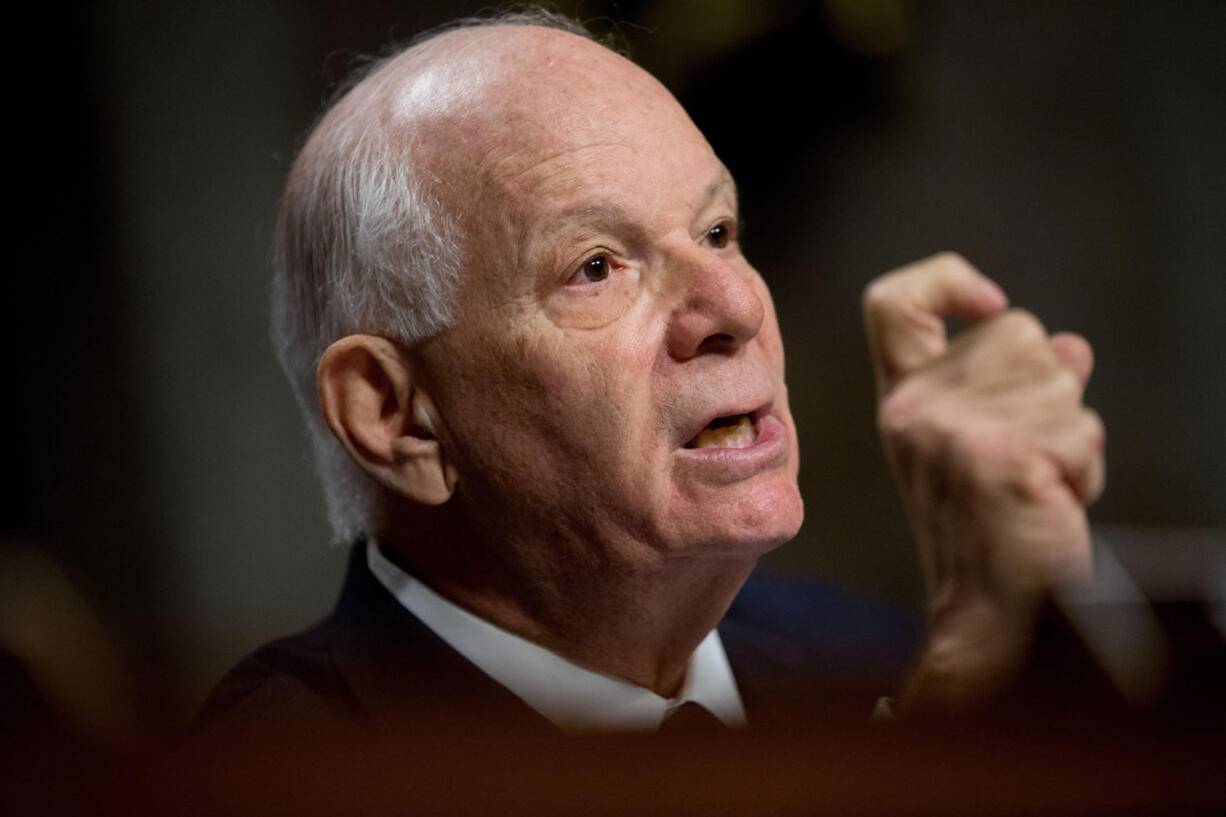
[684,413,758,450]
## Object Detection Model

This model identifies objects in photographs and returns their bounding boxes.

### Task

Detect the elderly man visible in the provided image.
[201,11,1102,735]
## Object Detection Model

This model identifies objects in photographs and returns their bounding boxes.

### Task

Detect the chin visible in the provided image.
[668,480,804,559]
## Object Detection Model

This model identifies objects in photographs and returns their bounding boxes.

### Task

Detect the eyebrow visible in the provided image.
[703,169,738,213]
[547,201,633,228]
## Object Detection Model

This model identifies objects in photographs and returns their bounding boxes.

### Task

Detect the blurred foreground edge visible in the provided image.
[4,711,1224,816]
[4,524,1222,814]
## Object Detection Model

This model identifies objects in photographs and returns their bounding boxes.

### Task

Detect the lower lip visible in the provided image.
[675,414,789,483]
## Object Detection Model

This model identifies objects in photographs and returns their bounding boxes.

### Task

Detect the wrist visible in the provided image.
[899,592,1042,715]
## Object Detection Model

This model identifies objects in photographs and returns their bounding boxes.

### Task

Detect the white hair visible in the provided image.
[270,9,601,543]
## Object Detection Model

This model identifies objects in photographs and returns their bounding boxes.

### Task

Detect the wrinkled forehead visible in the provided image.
[384,26,706,204]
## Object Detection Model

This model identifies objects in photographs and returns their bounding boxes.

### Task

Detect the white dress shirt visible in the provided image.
[366,541,747,733]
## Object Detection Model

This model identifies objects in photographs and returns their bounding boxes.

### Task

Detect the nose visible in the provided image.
[664,249,766,360]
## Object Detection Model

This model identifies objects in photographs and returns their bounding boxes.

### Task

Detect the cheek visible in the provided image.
[510,330,669,510]
[438,308,669,517]
[512,331,587,397]
[517,303,659,401]
[517,332,643,440]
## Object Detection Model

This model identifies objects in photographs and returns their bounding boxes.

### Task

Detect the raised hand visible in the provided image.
[863,253,1105,710]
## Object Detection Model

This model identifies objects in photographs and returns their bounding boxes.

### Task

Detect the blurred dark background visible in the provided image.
[4,0,1223,727]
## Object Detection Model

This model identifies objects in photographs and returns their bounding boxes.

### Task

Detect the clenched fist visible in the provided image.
[863,253,1105,711]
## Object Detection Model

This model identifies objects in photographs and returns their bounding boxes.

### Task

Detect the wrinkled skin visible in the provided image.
[414,34,803,572]
[384,27,803,693]
[864,253,1104,709]
[324,26,1103,703]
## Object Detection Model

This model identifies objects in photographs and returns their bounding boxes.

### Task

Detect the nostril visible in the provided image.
[698,332,736,353]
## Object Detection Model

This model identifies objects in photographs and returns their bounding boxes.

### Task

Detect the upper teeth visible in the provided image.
[691,415,755,449]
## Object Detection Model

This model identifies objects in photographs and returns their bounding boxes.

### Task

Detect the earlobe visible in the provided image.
[317,335,457,506]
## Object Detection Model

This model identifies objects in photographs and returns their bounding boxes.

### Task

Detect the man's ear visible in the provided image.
[316,335,457,506]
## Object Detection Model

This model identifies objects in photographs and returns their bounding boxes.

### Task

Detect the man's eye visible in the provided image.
[580,255,610,282]
[706,223,730,249]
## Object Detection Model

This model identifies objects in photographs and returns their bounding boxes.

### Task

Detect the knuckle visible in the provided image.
[950,423,1054,499]
[1082,408,1106,452]
[996,308,1048,346]
[1011,452,1059,500]
[1050,369,1083,405]
[931,250,972,274]
[951,423,1011,474]
[876,401,902,438]
[877,389,918,442]
[877,386,950,461]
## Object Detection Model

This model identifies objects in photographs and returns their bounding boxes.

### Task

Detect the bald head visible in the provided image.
[270,14,623,541]
[342,24,701,246]
[274,14,780,556]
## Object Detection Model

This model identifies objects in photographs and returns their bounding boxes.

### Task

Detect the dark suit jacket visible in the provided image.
[198,545,920,736]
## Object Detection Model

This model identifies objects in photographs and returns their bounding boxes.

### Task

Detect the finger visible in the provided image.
[1040,407,1106,505]
[864,252,1009,393]
[944,308,1052,388]
[1048,332,1095,386]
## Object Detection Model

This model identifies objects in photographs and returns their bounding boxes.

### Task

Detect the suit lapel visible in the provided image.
[325,544,559,738]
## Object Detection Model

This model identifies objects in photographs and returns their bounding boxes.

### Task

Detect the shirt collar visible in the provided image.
[366,540,746,733]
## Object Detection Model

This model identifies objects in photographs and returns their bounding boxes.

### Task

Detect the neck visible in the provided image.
[377,508,755,697]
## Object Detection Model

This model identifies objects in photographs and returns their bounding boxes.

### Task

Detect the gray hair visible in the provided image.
[270,9,601,543]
